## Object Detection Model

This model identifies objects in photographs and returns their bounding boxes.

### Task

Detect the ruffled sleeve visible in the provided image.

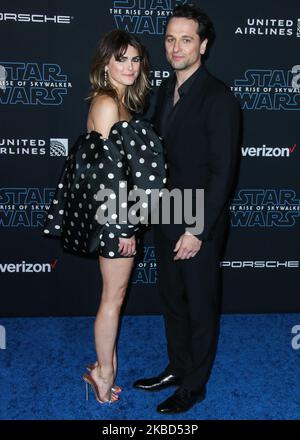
[110,119,167,224]
[43,119,166,255]
[43,131,137,255]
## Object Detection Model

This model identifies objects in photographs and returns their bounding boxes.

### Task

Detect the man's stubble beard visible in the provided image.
[167,55,201,72]
[168,59,190,71]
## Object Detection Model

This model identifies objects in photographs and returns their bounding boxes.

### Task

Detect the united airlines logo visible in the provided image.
[150,69,170,87]
[0,62,72,105]
[235,18,300,38]
[0,188,55,228]
[50,139,68,156]
[110,0,187,35]
[231,67,300,110]
[0,137,68,156]
[132,245,157,284]
[230,189,300,227]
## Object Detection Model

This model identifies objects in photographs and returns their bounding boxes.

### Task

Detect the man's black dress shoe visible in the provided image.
[156,387,206,414]
[133,372,183,391]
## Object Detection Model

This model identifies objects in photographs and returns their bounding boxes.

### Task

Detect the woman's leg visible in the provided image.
[91,255,134,401]
[92,348,117,374]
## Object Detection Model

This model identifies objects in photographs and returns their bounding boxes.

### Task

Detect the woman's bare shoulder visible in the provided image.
[88,95,119,136]
[89,94,119,116]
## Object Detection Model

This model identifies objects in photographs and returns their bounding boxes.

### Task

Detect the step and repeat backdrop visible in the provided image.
[0,0,299,316]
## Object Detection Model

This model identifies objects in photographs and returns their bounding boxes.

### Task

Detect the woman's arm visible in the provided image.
[89,96,136,256]
[88,95,119,138]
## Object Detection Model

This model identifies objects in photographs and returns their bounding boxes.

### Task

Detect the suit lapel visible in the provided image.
[164,68,209,146]
[155,77,173,135]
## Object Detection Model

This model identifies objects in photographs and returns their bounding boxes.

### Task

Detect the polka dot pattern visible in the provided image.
[43,119,166,256]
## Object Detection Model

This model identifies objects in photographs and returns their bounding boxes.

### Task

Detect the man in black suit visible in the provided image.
[134,4,241,413]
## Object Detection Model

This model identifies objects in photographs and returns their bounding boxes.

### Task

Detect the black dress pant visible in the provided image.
[153,219,228,392]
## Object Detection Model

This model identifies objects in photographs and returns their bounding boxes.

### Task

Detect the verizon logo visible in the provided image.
[242,144,297,157]
[0,259,58,273]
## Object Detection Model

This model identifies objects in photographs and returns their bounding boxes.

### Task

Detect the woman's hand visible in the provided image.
[118,235,136,256]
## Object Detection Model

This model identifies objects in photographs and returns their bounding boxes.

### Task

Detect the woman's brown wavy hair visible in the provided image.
[87,29,150,113]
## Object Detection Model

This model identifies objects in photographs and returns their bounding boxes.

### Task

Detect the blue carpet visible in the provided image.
[1,315,300,420]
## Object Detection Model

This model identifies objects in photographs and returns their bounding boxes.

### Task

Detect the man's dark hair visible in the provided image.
[166,3,215,48]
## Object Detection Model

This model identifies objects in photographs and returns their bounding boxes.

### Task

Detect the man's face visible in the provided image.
[165,17,207,71]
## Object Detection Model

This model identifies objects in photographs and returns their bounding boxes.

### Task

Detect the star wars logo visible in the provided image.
[0,188,55,228]
[110,0,187,35]
[132,245,157,284]
[230,189,300,227]
[231,67,300,110]
[0,62,72,105]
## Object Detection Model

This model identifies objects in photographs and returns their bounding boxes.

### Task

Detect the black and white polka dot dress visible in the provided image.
[43,119,167,258]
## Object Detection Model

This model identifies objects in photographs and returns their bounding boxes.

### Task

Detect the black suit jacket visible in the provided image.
[154,66,241,242]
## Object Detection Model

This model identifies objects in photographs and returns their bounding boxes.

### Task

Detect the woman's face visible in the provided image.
[106,44,141,89]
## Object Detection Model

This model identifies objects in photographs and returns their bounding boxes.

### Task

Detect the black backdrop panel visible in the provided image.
[0,0,299,316]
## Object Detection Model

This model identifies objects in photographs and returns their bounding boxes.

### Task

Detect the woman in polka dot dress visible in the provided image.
[43,30,166,404]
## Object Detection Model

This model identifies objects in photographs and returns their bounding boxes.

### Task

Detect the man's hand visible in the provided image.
[173,232,202,260]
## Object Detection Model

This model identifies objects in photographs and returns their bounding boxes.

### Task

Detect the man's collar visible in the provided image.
[167,65,206,97]
[178,65,205,97]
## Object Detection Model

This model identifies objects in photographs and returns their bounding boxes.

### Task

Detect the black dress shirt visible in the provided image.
[160,65,206,139]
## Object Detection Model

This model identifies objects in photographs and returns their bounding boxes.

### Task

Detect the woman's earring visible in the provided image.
[104,70,108,87]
